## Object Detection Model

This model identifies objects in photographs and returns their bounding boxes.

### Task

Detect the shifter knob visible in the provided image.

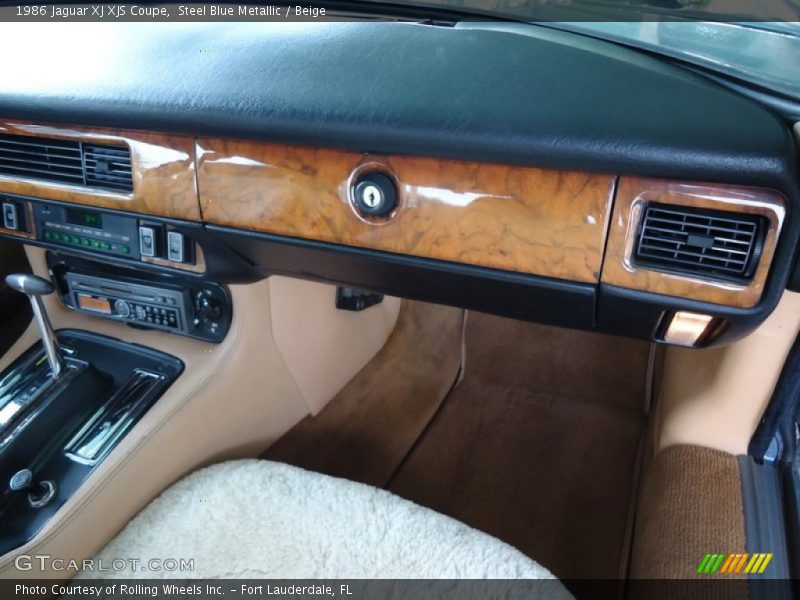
[5,274,55,296]
[6,273,64,378]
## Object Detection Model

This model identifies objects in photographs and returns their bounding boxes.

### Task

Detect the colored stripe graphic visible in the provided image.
[698,553,726,574]
[710,553,726,573]
[751,554,766,574]
[704,554,719,574]
[744,554,759,574]
[758,554,773,574]
[720,554,737,574]
[697,552,772,575]
[721,554,749,574]
[734,554,749,573]
[697,554,712,574]
[744,553,774,574]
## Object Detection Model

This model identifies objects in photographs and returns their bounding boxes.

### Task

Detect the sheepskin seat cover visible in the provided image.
[78,460,568,589]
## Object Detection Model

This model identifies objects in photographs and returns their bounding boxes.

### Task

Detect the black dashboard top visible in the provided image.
[0,21,795,195]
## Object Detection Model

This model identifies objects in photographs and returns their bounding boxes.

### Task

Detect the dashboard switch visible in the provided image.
[167,231,185,263]
[3,202,19,230]
[138,225,156,257]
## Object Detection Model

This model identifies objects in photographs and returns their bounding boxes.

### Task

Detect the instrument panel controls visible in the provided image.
[352,171,398,218]
[0,196,200,271]
[138,225,157,257]
[167,230,186,263]
[192,289,223,338]
[55,266,230,343]
[2,201,19,230]
[33,201,139,259]
[113,299,131,318]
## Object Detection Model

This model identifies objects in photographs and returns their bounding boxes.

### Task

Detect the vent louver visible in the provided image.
[634,203,765,282]
[0,134,132,193]
[83,143,133,192]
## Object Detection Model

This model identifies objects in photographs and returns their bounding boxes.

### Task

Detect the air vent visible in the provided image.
[83,143,133,192]
[0,134,132,193]
[634,203,765,282]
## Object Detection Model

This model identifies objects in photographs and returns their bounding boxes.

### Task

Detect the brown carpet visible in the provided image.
[627,445,748,600]
[387,312,651,581]
[629,445,747,580]
[264,305,651,584]
[264,300,464,487]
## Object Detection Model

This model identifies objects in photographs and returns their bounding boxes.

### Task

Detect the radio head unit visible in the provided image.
[66,272,188,332]
[49,253,231,343]
[35,202,140,260]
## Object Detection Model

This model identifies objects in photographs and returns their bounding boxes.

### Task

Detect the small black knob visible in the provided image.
[352,172,397,217]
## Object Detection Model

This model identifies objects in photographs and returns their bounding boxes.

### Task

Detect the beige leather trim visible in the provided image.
[0,246,395,577]
[655,291,800,455]
[269,277,400,414]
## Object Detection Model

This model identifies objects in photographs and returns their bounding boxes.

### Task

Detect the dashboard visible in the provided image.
[0,21,797,347]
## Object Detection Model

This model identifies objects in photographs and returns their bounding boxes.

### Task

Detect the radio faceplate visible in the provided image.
[0,194,204,273]
[65,272,187,332]
[49,253,231,343]
[34,202,140,260]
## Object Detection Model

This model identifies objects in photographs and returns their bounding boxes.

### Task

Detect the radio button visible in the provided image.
[114,300,131,318]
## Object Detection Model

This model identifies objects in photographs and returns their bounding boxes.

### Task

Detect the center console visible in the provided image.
[0,204,236,554]
[0,186,244,555]
[0,330,183,555]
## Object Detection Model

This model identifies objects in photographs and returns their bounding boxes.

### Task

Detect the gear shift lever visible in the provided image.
[5,274,65,379]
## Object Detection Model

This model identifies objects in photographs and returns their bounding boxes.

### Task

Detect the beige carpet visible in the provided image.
[265,306,652,583]
[388,312,651,580]
[265,300,464,487]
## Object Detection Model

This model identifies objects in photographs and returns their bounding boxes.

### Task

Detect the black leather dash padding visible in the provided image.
[0,22,795,193]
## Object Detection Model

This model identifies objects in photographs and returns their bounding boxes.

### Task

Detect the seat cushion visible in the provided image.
[77,459,568,587]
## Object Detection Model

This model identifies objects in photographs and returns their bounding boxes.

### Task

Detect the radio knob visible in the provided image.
[114,299,131,318]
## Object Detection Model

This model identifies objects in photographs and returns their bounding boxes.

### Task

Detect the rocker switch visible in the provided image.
[139,226,156,257]
[3,202,19,230]
[167,231,185,263]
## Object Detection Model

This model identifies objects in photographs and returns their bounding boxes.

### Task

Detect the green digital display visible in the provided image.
[66,208,103,229]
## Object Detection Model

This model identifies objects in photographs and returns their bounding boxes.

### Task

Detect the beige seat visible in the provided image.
[77,460,569,593]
